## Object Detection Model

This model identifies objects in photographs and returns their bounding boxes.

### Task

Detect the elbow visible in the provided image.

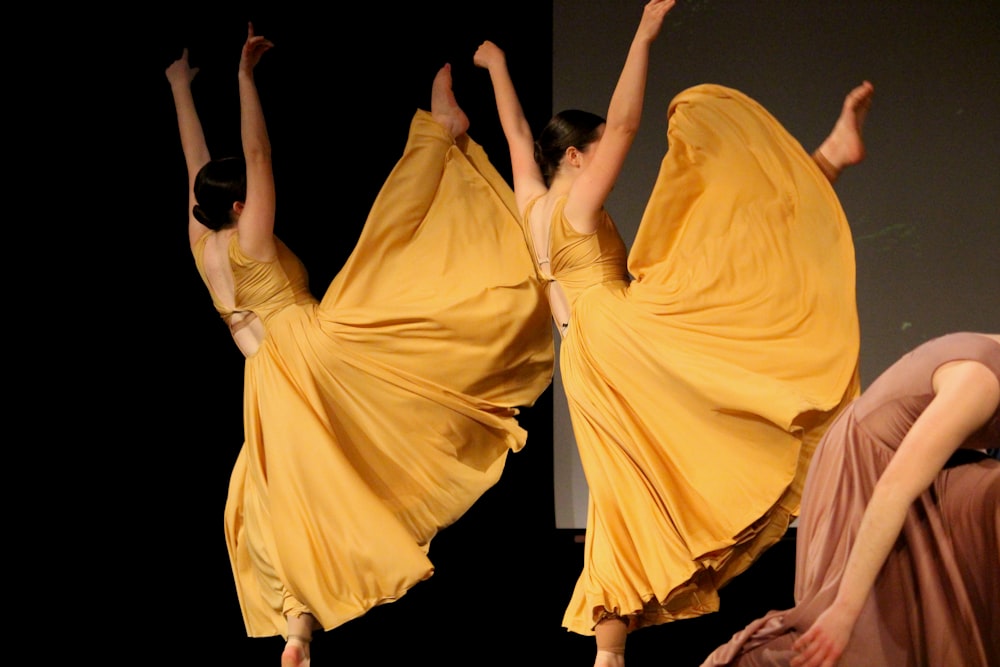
[606,111,640,135]
[606,121,640,144]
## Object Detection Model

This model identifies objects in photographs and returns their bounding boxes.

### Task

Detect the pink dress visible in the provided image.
[701,332,1000,666]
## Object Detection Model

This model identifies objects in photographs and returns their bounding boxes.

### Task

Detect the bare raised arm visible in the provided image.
[564,0,675,232]
[235,22,277,261]
[165,48,212,249]
[791,353,1000,667]
[474,40,547,213]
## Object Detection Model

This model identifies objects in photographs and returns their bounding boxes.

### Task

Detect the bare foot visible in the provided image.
[282,613,317,667]
[816,80,874,178]
[431,63,470,139]
[281,636,310,667]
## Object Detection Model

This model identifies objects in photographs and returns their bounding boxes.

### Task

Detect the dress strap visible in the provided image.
[229,310,259,334]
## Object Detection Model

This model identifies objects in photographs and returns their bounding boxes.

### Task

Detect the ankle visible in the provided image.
[812,148,840,183]
[286,610,319,639]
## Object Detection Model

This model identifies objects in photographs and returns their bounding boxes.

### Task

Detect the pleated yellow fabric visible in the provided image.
[552,84,861,635]
[196,110,553,637]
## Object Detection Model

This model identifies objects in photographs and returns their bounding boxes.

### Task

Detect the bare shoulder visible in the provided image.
[932,357,1000,425]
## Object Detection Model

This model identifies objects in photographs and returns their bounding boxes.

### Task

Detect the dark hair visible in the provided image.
[534,109,606,187]
[192,156,247,231]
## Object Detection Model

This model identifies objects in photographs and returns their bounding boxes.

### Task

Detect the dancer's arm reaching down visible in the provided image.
[791,352,1000,667]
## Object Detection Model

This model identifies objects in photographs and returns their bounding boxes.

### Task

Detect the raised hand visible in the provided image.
[636,0,676,43]
[239,21,274,74]
[473,40,505,71]
[165,47,199,88]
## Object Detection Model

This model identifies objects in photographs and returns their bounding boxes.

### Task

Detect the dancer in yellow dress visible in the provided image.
[166,23,553,667]
[474,1,872,664]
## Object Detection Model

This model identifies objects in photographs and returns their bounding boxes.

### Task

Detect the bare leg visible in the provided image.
[594,611,629,667]
[431,63,470,140]
[813,80,874,183]
[281,612,319,667]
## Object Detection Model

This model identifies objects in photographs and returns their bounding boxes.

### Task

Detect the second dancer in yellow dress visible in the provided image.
[474,1,873,664]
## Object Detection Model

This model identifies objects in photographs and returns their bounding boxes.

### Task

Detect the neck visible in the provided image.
[548,173,574,197]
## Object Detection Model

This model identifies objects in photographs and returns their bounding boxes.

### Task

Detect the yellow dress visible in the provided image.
[543,84,861,635]
[194,110,554,637]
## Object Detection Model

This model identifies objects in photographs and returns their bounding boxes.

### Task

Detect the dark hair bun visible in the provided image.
[193,204,214,227]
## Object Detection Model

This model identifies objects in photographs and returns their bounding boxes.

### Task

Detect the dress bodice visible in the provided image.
[192,232,318,327]
[525,195,629,312]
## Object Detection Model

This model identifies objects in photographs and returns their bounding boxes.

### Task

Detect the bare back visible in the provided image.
[524,195,572,337]
[195,229,266,357]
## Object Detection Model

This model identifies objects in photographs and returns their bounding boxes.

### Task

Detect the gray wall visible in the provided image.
[552,0,1000,528]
